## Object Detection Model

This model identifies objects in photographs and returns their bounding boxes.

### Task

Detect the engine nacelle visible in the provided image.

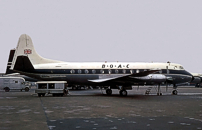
[133,74,167,83]
[149,74,167,83]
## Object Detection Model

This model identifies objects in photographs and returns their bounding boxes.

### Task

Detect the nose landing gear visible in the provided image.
[119,89,127,96]
[172,89,178,95]
[172,84,178,95]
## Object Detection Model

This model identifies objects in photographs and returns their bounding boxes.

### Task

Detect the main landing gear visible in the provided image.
[106,89,112,95]
[105,88,128,96]
[157,84,162,96]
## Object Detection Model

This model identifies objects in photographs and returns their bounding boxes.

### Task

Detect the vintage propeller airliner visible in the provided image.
[9,34,193,96]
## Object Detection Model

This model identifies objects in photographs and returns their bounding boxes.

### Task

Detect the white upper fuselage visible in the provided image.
[34,62,184,70]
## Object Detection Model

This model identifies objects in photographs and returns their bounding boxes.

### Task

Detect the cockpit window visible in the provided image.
[179,66,184,69]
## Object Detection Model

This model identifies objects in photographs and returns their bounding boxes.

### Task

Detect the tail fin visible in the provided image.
[6,49,16,74]
[10,34,62,71]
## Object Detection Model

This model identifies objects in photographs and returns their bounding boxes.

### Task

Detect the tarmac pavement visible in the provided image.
[0,86,202,130]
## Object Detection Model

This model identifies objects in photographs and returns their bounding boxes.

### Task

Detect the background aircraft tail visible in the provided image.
[10,34,62,71]
[6,49,16,74]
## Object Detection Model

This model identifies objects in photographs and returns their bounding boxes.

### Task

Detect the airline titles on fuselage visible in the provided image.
[102,64,129,68]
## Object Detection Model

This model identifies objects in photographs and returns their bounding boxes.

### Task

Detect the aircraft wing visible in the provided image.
[88,69,160,84]
[5,73,21,76]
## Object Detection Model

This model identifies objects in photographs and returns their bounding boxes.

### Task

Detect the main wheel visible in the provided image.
[106,89,112,95]
[25,87,29,92]
[4,87,10,92]
[120,90,127,96]
[172,90,178,95]
[157,93,162,96]
[77,86,81,90]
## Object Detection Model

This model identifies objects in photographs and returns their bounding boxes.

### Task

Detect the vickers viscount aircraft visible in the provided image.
[9,34,193,96]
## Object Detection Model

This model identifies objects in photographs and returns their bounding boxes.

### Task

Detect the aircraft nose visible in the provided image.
[186,71,193,77]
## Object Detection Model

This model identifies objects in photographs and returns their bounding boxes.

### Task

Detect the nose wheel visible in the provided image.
[172,90,178,95]
[119,89,128,96]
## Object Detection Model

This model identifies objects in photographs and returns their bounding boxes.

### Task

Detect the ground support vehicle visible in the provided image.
[0,77,29,92]
[35,81,68,97]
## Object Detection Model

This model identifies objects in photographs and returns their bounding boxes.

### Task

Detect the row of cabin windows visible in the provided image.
[69,69,165,74]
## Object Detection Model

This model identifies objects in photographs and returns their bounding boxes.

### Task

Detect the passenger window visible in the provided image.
[130,70,134,74]
[92,70,96,74]
[108,69,112,74]
[122,69,126,74]
[85,69,89,74]
[100,69,104,74]
[15,81,18,83]
[70,69,75,74]
[115,69,119,74]
[78,69,82,74]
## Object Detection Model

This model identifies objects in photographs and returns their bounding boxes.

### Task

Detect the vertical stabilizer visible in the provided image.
[6,49,16,74]
[11,34,62,70]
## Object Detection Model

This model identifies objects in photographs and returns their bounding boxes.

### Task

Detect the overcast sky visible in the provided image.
[0,1,202,73]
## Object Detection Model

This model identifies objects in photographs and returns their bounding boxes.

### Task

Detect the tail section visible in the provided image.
[10,34,62,71]
[6,49,16,74]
